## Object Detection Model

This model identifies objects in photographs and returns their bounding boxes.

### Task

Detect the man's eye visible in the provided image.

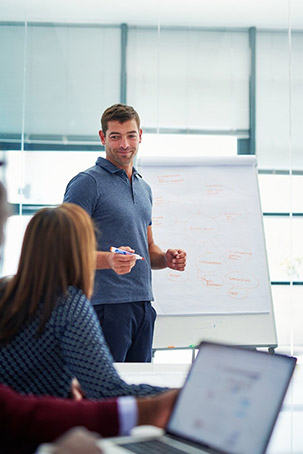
[128,135,137,139]
[110,135,119,140]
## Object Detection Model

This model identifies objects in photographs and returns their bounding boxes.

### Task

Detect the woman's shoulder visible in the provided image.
[55,286,92,317]
[67,285,90,305]
[66,285,84,300]
[51,286,97,335]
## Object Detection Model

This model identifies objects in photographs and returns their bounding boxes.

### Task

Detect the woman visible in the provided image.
[0,203,163,399]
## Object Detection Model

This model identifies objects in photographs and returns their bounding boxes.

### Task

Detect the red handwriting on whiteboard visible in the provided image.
[158,175,184,184]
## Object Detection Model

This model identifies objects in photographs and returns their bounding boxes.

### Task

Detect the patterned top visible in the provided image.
[0,286,164,398]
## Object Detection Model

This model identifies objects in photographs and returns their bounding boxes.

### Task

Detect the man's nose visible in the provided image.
[120,136,129,148]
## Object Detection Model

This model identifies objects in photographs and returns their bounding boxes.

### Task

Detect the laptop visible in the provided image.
[99,342,296,454]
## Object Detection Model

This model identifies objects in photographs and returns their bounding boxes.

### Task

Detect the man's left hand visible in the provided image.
[165,249,186,271]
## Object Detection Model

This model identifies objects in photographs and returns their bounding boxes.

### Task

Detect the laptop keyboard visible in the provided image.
[120,439,189,454]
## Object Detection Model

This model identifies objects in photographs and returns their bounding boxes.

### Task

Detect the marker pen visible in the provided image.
[110,246,144,260]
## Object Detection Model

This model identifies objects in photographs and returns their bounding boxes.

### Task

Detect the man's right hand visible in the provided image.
[137,389,179,428]
[107,246,137,275]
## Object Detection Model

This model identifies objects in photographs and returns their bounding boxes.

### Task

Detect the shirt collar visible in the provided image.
[96,156,142,178]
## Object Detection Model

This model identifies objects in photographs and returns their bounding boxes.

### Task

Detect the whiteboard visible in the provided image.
[138,155,277,349]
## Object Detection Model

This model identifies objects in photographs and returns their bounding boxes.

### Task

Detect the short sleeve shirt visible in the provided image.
[64,157,153,305]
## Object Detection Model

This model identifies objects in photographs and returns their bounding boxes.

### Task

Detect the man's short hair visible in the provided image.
[101,104,140,136]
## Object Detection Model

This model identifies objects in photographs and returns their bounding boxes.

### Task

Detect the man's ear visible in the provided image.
[99,130,106,145]
[139,128,142,144]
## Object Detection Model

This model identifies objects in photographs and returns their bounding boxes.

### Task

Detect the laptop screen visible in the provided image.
[167,343,296,454]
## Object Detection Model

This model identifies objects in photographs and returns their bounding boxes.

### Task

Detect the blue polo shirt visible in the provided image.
[64,157,153,305]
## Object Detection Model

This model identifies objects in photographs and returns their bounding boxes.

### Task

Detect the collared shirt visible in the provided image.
[64,157,154,305]
[118,396,138,435]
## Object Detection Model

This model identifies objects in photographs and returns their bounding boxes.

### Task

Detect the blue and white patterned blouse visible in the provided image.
[0,286,164,398]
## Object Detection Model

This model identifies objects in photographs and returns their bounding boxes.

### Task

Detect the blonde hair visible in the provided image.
[0,203,96,343]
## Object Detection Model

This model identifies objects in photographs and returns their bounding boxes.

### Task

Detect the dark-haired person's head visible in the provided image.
[0,203,96,344]
[101,104,140,137]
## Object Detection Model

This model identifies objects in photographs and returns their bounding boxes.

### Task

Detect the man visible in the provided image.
[64,104,186,362]
[0,382,178,454]
[0,179,178,454]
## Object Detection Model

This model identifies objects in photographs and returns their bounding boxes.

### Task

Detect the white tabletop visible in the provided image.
[115,362,190,388]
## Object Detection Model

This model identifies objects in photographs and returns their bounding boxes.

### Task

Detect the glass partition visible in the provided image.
[0,23,25,276]
[0,1,302,363]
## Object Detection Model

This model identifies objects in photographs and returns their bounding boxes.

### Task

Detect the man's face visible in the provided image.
[99,119,142,170]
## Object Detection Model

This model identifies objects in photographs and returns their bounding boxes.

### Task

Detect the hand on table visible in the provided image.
[53,427,102,454]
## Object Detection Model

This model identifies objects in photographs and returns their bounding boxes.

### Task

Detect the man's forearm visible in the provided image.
[95,251,111,270]
[149,245,167,270]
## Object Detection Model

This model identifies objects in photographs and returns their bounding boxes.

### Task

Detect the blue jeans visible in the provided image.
[93,302,156,363]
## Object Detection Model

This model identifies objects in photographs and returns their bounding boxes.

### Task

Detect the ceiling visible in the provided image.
[1,0,303,30]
